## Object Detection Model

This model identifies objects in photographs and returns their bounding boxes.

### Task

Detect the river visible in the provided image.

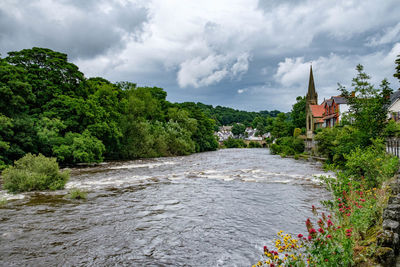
[0,148,330,266]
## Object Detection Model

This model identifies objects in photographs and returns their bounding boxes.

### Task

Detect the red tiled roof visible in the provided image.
[310,105,324,117]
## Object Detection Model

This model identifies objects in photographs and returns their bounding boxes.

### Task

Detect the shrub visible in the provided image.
[344,140,399,188]
[270,137,304,156]
[248,141,262,148]
[223,137,247,148]
[293,128,301,137]
[67,188,87,200]
[53,130,105,164]
[315,126,366,167]
[1,153,69,193]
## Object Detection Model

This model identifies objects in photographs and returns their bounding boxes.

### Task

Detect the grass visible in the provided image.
[66,188,87,200]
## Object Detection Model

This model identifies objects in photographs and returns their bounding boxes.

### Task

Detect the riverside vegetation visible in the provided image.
[255,58,400,266]
[0,47,287,193]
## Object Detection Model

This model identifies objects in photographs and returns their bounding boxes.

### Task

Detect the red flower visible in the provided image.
[327,219,333,227]
[346,213,351,217]
[298,234,303,238]
[327,235,332,238]
[325,259,329,262]
[264,246,267,251]
[318,228,324,233]
[308,235,312,241]
[309,228,317,234]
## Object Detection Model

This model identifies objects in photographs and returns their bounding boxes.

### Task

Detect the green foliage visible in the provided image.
[270,136,304,156]
[382,119,400,137]
[67,188,87,200]
[2,153,69,193]
[223,137,247,148]
[53,130,105,163]
[231,123,246,136]
[315,126,365,167]
[270,113,293,139]
[0,198,7,206]
[293,128,301,137]
[394,54,400,83]
[291,96,306,129]
[343,140,399,188]
[248,141,262,148]
[339,64,392,141]
[0,47,222,166]
[195,102,281,126]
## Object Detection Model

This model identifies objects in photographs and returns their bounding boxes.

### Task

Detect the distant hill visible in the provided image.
[179,102,281,126]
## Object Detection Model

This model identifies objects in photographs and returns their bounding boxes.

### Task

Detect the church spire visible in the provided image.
[306,65,318,105]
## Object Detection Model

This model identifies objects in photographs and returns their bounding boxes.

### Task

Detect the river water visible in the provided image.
[0,148,330,266]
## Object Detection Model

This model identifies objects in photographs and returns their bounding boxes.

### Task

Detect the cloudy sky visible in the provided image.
[1,0,400,111]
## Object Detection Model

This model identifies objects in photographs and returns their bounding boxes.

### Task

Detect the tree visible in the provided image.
[395,54,400,83]
[231,123,246,137]
[5,47,85,111]
[291,96,306,129]
[339,64,392,142]
[271,113,292,139]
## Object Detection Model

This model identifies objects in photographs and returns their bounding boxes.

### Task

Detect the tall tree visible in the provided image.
[291,96,306,129]
[339,64,392,142]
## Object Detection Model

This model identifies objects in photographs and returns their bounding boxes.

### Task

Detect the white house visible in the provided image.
[388,90,400,121]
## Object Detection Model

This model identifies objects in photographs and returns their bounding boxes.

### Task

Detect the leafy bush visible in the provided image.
[223,137,247,148]
[67,188,87,200]
[315,126,366,167]
[248,141,262,148]
[343,140,399,188]
[270,137,304,155]
[2,153,69,193]
[53,130,105,163]
[382,119,400,138]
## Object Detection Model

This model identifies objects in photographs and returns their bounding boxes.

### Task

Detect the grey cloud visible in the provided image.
[0,1,148,59]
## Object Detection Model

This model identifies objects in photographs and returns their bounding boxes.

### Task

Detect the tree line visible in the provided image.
[0,47,222,169]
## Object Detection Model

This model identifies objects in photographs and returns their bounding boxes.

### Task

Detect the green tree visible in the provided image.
[291,96,306,129]
[5,47,85,111]
[271,113,292,139]
[395,54,400,83]
[231,123,246,136]
[339,64,392,142]
[53,130,105,163]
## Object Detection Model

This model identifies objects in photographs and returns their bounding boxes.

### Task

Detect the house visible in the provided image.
[388,90,400,121]
[305,66,350,138]
[322,96,349,127]
[215,126,233,141]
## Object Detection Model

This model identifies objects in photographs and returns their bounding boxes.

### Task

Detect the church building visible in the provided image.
[306,66,324,139]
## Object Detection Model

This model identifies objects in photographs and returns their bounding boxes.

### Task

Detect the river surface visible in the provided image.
[0,148,330,266]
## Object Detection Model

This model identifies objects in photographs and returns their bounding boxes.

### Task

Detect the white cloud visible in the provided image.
[274,43,400,106]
